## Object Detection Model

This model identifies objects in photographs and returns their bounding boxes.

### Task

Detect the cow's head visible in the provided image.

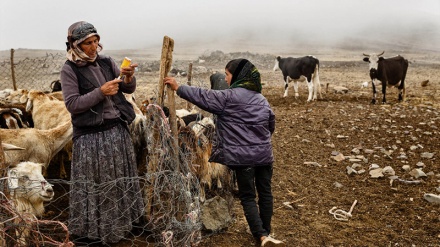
[363,51,385,79]
[273,56,282,71]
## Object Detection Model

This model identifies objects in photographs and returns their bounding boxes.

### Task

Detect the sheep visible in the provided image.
[178,117,232,202]
[0,120,72,174]
[0,88,14,105]
[4,89,28,105]
[124,93,150,172]
[7,161,54,217]
[20,90,71,178]
[21,90,70,129]
[6,161,54,246]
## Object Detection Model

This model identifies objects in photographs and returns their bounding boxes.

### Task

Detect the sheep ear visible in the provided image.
[19,94,28,104]
[25,98,33,112]
[7,169,19,189]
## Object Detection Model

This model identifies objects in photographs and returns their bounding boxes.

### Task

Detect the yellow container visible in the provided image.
[118,57,132,79]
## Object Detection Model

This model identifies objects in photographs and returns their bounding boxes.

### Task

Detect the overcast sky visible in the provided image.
[1,0,439,53]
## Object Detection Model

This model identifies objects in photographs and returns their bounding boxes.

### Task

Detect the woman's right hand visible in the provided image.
[164,77,179,91]
[101,78,122,96]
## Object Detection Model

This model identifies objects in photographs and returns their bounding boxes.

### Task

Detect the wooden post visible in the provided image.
[145,36,177,219]
[186,63,193,110]
[10,49,17,90]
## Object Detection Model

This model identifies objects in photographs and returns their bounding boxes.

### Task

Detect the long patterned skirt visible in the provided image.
[69,123,145,243]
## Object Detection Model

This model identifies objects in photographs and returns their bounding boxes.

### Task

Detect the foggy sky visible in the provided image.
[1,0,439,53]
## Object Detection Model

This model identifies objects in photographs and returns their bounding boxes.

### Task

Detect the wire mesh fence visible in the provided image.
[0,49,242,246]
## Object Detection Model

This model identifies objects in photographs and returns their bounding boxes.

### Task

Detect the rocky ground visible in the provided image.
[123,49,440,246]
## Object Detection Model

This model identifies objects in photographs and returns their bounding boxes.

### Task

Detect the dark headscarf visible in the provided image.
[226,59,262,93]
[65,21,103,65]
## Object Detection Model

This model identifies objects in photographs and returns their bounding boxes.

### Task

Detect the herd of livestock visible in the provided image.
[0,51,409,245]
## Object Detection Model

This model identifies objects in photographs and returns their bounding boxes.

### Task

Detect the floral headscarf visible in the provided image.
[228,59,262,93]
[65,21,103,65]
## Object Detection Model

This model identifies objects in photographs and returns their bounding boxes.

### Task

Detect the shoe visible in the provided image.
[261,236,286,247]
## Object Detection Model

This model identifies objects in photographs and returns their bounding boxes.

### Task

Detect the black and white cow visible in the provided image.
[210,72,229,90]
[273,56,321,101]
[363,51,409,104]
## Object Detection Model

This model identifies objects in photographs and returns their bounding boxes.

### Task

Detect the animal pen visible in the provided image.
[0,37,234,246]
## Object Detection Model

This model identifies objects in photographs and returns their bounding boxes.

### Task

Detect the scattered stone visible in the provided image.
[370,168,384,178]
[369,164,380,170]
[416,162,425,167]
[423,193,440,204]
[333,86,349,94]
[409,168,427,178]
[347,166,357,175]
[402,165,411,171]
[364,149,374,154]
[332,153,345,162]
[357,169,366,174]
[382,166,396,176]
[421,152,435,159]
[333,182,343,188]
[201,196,232,231]
[421,79,429,87]
[349,158,362,163]
[352,163,362,169]
[304,161,322,167]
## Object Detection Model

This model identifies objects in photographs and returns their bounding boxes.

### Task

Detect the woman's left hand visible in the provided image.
[121,63,138,83]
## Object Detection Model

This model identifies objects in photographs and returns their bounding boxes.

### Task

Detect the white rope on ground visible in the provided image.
[329,200,357,221]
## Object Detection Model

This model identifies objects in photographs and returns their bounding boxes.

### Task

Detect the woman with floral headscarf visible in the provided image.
[60,21,144,244]
[164,59,285,247]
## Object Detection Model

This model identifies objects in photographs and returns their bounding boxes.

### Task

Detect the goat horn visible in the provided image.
[377,51,385,56]
[2,143,25,150]
[363,53,370,57]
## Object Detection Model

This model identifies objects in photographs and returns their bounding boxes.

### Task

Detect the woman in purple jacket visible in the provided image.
[165,59,285,247]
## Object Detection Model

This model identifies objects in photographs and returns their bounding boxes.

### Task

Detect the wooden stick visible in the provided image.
[146,36,175,220]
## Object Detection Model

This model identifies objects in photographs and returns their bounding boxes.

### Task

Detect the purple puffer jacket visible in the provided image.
[177,85,275,168]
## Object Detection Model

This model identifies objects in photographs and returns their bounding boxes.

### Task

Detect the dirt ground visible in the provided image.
[187,52,440,247]
[4,47,440,247]
[123,48,440,247]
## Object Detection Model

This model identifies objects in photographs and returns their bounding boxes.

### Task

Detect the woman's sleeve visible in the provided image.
[60,64,105,114]
[176,85,227,115]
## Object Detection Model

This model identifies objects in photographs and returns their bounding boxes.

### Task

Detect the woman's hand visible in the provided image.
[164,77,179,91]
[121,63,138,83]
[101,78,122,96]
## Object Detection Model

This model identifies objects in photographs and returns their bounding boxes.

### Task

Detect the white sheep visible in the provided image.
[7,161,54,217]
[5,161,54,246]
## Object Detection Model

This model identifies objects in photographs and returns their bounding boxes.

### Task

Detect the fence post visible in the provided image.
[10,49,17,90]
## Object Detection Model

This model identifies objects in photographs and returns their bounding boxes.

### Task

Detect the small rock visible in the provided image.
[409,168,427,178]
[370,168,384,178]
[424,193,440,204]
[383,166,396,176]
[421,152,434,159]
[402,165,411,171]
[333,182,344,188]
[369,164,380,170]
